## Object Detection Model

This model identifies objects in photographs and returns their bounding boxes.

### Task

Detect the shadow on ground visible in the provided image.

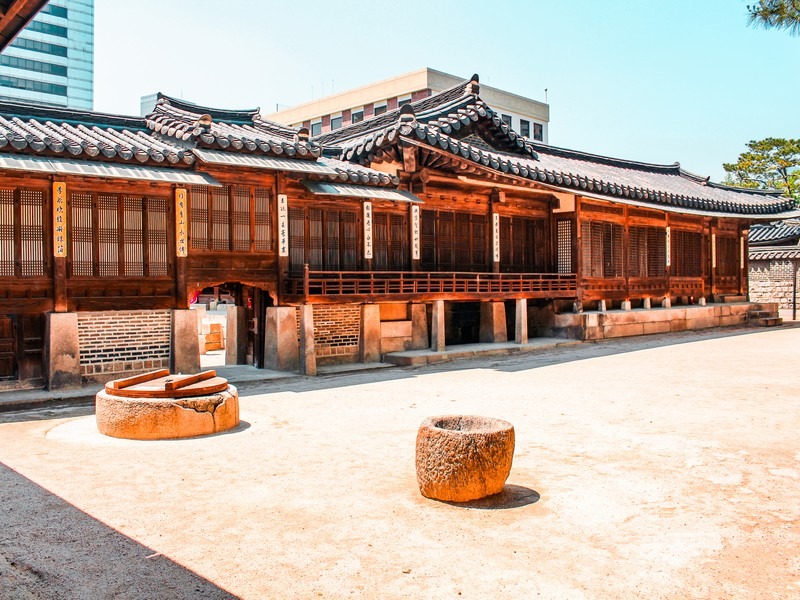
[0,463,237,599]
[441,484,541,510]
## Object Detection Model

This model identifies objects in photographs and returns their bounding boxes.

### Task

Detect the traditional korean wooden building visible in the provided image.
[0,76,797,389]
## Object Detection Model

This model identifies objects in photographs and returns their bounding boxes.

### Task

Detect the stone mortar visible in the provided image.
[415,415,515,502]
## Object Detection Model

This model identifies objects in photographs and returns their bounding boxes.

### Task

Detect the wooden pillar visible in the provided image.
[45,312,80,389]
[431,300,445,351]
[575,196,584,309]
[515,298,528,344]
[299,304,316,376]
[276,176,289,305]
[175,187,189,308]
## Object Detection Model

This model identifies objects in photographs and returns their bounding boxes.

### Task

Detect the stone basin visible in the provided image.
[95,370,239,440]
[415,415,515,502]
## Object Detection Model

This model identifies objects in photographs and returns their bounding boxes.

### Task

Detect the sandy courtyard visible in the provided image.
[1,326,799,599]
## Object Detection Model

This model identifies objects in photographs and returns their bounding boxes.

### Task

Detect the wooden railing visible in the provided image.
[283,268,578,299]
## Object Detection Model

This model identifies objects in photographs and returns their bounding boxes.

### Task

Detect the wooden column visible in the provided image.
[574,196,584,311]
[175,188,189,308]
[515,298,528,344]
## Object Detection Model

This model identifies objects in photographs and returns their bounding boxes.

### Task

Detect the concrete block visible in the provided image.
[720,315,746,326]
[360,304,381,363]
[515,298,528,344]
[299,304,316,376]
[685,317,720,330]
[480,302,507,343]
[381,320,413,339]
[225,306,247,365]
[172,309,201,374]
[431,300,445,351]
[380,303,409,321]
[46,312,81,390]
[381,336,412,354]
[643,321,672,335]
[662,297,671,308]
[621,300,632,311]
[603,323,645,338]
[264,307,299,372]
[411,303,428,350]
[643,298,652,310]
[598,300,607,312]
[698,297,706,306]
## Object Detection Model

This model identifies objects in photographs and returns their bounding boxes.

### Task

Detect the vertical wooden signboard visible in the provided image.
[278,194,288,257]
[175,188,188,257]
[492,212,500,263]
[53,181,67,257]
[364,201,373,260]
[411,204,420,260]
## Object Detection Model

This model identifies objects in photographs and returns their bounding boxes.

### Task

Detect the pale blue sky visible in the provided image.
[95,0,799,182]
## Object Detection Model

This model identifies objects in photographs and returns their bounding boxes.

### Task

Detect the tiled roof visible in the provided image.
[319,156,397,186]
[0,100,194,164]
[323,76,798,218]
[748,221,800,245]
[749,245,800,260]
[146,95,321,158]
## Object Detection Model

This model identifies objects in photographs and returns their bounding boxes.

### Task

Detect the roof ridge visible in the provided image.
[531,141,681,173]
[0,98,146,129]
[156,93,259,123]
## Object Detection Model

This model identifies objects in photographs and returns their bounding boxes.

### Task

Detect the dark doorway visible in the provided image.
[445,302,481,345]
[0,314,44,382]
[249,288,274,369]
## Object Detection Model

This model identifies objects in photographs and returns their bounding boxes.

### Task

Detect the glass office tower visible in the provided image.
[0,0,93,109]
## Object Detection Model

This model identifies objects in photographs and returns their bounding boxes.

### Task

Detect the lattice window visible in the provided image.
[70,193,94,276]
[557,220,572,274]
[455,212,471,269]
[190,185,271,253]
[254,187,271,252]
[672,229,703,277]
[499,215,547,273]
[326,210,341,270]
[389,214,407,271]
[472,215,486,268]
[0,189,12,277]
[716,235,739,277]
[438,211,454,270]
[122,197,144,276]
[288,207,305,272]
[629,225,666,278]
[98,194,119,277]
[147,198,168,277]
[210,186,230,251]
[373,212,388,270]
[231,185,250,252]
[19,190,44,277]
[420,209,436,269]
[341,211,358,270]
[189,186,209,250]
[581,220,623,277]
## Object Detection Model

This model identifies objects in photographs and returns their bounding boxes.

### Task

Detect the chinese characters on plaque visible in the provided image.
[411,204,420,260]
[52,181,66,257]
[363,201,373,259]
[175,188,188,257]
[665,226,671,267]
[492,213,500,263]
[278,194,288,257]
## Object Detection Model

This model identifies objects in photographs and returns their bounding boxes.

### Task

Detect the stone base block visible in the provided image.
[96,385,239,440]
[416,415,514,503]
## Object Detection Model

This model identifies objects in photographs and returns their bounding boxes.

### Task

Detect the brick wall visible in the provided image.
[749,260,800,308]
[77,310,171,378]
[313,304,360,363]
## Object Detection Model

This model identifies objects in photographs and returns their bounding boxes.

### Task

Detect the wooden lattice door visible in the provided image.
[0,315,15,380]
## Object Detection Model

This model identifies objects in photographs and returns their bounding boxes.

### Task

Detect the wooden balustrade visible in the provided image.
[283,269,578,301]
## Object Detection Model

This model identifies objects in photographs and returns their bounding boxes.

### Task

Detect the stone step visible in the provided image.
[751,317,783,327]
[748,310,774,318]
[721,295,748,303]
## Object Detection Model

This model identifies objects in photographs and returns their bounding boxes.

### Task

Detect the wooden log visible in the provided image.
[165,370,216,391]
[109,369,170,390]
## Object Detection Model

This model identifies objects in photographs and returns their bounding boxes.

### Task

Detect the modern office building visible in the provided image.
[0,0,93,109]
[268,67,550,144]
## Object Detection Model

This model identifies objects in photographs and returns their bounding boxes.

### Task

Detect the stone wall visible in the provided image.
[313,304,361,364]
[77,310,171,379]
[749,259,799,309]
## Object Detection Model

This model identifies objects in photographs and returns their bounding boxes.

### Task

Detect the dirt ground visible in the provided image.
[1,326,799,599]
